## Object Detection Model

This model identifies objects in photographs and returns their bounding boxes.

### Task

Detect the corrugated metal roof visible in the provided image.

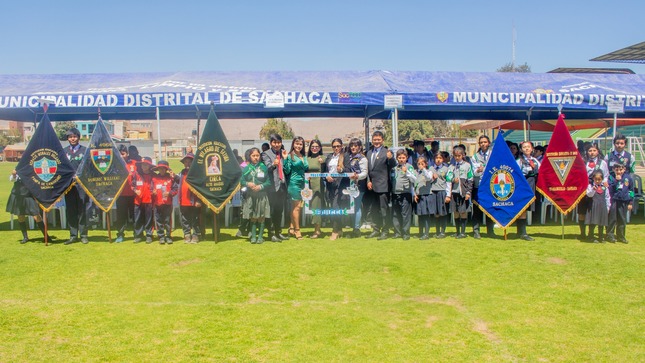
[591,42,645,64]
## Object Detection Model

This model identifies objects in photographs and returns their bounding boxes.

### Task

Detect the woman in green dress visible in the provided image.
[283,136,309,239]
[306,139,325,238]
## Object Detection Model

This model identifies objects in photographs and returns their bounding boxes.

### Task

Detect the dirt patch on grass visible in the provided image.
[546,257,567,265]
[410,296,466,312]
[425,316,439,328]
[171,258,203,267]
[473,319,501,343]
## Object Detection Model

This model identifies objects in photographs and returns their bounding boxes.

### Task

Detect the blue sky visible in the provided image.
[1,0,644,74]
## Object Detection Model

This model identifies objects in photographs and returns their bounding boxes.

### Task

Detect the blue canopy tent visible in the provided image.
[1,71,645,122]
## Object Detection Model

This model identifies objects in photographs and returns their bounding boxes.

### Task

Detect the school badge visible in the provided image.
[549,156,576,185]
[490,168,515,201]
[33,152,59,183]
[91,149,113,174]
[437,91,449,103]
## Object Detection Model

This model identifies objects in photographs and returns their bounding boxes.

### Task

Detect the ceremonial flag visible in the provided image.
[75,118,129,212]
[474,131,535,229]
[186,108,242,213]
[536,114,588,214]
[15,113,76,212]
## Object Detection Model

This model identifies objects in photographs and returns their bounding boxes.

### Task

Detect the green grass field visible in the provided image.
[0,162,643,362]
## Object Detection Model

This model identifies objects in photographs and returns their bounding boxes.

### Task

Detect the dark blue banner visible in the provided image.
[474,132,535,229]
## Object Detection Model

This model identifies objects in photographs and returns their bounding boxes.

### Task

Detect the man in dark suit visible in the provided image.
[365,131,396,240]
[261,133,290,242]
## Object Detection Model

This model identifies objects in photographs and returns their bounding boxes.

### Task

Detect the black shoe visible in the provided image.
[377,233,388,241]
[520,234,535,241]
[271,236,282,243]
[352,229,361,238]
[473,232,481,239]
[618,238,629,244]
[605,234,616,243]
[486,231,496,238]
[435,233,446,239]
[20,237,29,244]
[278,234,290,241]
[367,230,380,239]
[592,238,600,243]
[146,237,153,244]
[402,235,410,241]
[392,233,402,239]
[64,237,77,245]
[577,235,587,241]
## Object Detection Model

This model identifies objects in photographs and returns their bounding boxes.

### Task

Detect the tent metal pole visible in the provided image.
[363,107,369,147]
[612,112,617,139]
[392,108,399,148]
[156,107,163,161]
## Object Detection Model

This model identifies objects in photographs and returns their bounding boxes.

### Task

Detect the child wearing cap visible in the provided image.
[607,162,634,243]
[132,157,155,243]
[152,160,178,244]
[178,153,202,243]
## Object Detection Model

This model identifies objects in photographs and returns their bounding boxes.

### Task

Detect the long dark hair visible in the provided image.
[289,136,305,158]
[348,138,364,156]
[307,139,323,157]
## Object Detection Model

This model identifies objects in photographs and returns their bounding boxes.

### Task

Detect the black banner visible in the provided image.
[186,108,241,213]
[15,113,76,212]
[75,118,129,212]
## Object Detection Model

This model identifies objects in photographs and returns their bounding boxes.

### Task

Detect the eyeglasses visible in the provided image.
[332,145,342,148]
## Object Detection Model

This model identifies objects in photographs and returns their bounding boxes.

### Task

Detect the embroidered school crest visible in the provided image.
[33,154,58,182]
[91,149,113,174]
[549,156,576,185]
[490,169,515,201]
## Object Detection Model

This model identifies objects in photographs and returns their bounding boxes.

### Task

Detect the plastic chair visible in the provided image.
[631,174,644,217]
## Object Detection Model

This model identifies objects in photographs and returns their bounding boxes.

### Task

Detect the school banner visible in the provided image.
[186,108,242,213]
[75,118,129,212]
[15,113,76,212]
[536,114,588,214]
[474,131,535,229]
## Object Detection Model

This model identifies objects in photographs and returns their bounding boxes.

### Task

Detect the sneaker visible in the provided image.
[64,237,77,245]
[134,238,142,243]
[184,235,192,243]
[250,237,257,244]
[402,235,410,241]
[159,237,166,245]
[235,229,244,238]
[520,234,535,241]
[165,237,173,244]
[115,236,124,243]
[81,237,89,244]
[473,232,481,240]
[256,237,264,244]
[20,237,29,244]
[191,235,200,243]
[270,236,282,243]
[456,233,467,239]
[145,236,153,244]
[419,234,429,240]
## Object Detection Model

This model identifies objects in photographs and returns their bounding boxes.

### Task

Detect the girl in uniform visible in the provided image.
[429,152,451,239]
[241,148,271,244]
[391,149,416,240]
[584,170,611,243]
[446,147,473,239]
[577,143,609,241]
[413,156,433,240]
[7,170,52,243]
[516,141,540,241]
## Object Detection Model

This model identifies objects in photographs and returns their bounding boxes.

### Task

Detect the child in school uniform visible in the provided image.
[429,152,451,239]
[131,157,155,243]
[446,146,473,239]
[414,156,433,240]
[391,149,417,240]
[516,141,540,241]
[177,153,202,243]
[578,143,610,241]
[584,170,611,243]
[6,170,53,243]
[152,160,178,244]
[605,134,636,176]
[241,148,272,244]
[607,162,634,243]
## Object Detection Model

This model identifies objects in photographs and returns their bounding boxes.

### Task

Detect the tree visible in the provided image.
[259,118,294,140]
[497,62,531,73]
[54,121,78,140]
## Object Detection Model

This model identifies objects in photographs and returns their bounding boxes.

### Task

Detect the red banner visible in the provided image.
[536,114,588,214]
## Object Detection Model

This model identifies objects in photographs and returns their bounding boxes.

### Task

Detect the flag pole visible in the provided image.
[43,209,49,246]
[561,212,565,240]
[213,212,218,243]
[107,212,112,243]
